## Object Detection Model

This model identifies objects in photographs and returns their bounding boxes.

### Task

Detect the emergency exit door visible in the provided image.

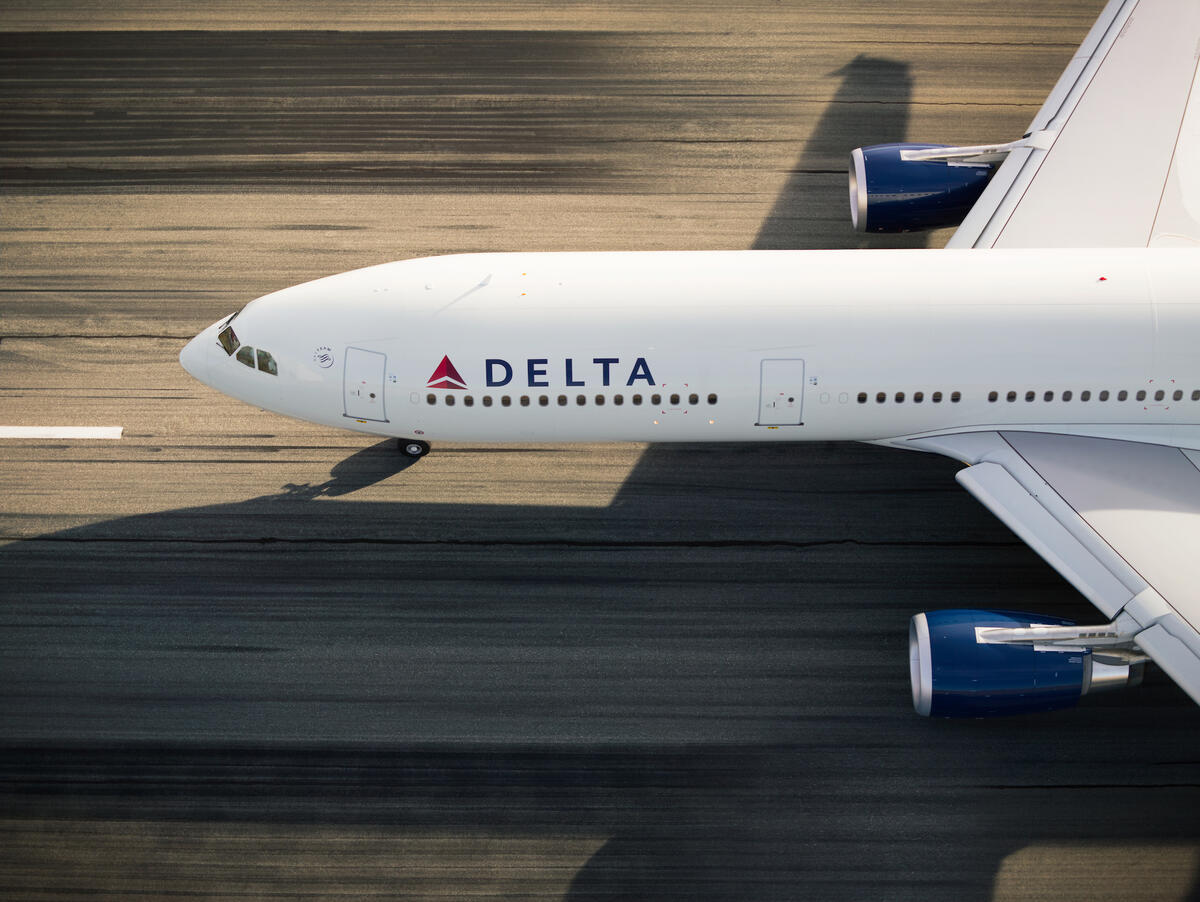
[756,358,805,426]
[343,347,388,422]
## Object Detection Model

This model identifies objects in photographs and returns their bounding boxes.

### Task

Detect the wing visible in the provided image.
[948,0,1200,249]
[908,431,1200,705]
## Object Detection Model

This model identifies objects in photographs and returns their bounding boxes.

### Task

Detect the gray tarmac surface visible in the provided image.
[3,2,1199,899]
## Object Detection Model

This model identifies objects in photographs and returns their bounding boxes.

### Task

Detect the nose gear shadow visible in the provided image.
[280,439,419,499]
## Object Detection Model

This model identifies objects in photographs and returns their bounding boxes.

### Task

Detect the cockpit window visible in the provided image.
[236,345,255,367]
[256,349,278,376]
[217,325,240,356]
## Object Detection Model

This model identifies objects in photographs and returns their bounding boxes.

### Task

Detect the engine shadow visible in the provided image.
[754,55,932,251]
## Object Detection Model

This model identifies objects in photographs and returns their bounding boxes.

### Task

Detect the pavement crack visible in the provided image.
[2,536,1020,549]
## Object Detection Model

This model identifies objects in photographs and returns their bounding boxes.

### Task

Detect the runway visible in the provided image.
[3,2,1199,899]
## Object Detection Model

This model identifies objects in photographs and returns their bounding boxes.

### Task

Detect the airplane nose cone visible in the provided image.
[179,332,211,384]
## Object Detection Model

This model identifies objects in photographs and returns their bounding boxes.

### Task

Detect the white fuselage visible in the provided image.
[180,248,1200,452]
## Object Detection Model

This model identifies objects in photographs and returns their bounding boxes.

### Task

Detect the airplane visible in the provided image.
[181,0,1200,718]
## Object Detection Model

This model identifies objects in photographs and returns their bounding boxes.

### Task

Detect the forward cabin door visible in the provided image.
[756,358,805,426]
[343,347,388,421]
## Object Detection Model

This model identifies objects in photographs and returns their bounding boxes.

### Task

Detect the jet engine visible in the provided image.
[910,610,1144,717]
[849,143,996,233]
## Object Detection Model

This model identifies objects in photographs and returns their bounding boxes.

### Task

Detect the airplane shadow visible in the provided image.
[1,442,1197,901]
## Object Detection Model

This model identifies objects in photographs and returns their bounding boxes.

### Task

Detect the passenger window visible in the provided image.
[857,393,867,404]
[1193,390,1200,401]
[595,394,606,406]
[669,394,680,406]
[1006,391,1016,402]
[1154,390,1164,401]
[483,396,493,407]
[256,349,277,376]
[1044,391,1054,402]
[426,393,436,405]
[614,395,624,406]
[913,392,924,403]
[520,395,530,407]
[651,394,662,405]
[950,391,961,403]
[236,346,255,368]
[1063,390,1073,401]
[217,325,240,356]
[632,394,643,406]
[1118,390,1128,401]
[576,395,586,406]
[895,392,905,403]
[1174,390,1183,401]
[932,392,943,403]
[445,394,456,406]
[557,395,567,406]
[707,394,718,405]
[501,396,512,407]
[876,392,886,404]
[464,395,474,407]
[1025,391,1035,402]
[538,395,549,406]
[1081,390,1092,401]
[1099,390,1109,401]
[1136,390,1146,401]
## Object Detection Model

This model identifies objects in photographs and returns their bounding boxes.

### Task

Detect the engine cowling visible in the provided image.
[909,610,1142,718]
[849,143,995,233]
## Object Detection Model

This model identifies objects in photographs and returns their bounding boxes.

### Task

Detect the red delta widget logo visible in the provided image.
[427,355,655,389]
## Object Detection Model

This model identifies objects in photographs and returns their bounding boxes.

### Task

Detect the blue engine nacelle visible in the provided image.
[849,143,995,233]
[909,610,1141,718]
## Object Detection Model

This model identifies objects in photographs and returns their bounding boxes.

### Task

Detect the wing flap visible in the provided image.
[1134,622,1200,703]
[1002,430,1200,631]
[949,0,1200,249]
[955,461,1140,618]
[909,430,1200,704]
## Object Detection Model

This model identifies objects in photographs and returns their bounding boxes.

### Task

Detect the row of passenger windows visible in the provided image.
[987,388,1198,403]
[235,345,278,376]
[857,391,960,404]
[857,388,1199,405]
[425,392,718,408]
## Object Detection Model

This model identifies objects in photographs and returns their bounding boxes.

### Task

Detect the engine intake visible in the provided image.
[910,610,1143,718]
[849,143,995,233]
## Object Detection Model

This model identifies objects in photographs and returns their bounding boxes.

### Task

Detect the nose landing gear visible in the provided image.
[399,439,430,458]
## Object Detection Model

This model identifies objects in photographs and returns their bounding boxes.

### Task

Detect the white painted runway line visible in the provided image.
[0,426,123,440]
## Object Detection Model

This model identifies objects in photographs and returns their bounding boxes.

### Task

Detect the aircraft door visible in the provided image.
[343,347,388,422]
[757,358,805,425]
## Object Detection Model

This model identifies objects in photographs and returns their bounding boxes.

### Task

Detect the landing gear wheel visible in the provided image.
[400,439,430,458]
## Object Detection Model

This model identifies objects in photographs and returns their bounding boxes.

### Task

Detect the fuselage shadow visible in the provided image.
[1,442,1196,901]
